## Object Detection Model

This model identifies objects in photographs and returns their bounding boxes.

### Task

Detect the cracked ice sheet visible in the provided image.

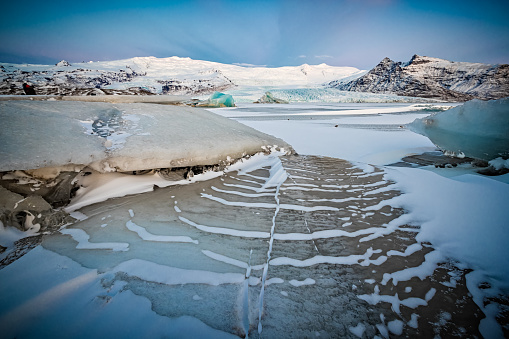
[0,246,236,339]
[35,153,403,337]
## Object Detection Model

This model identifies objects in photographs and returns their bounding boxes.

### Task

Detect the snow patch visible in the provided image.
[289,278,315,287]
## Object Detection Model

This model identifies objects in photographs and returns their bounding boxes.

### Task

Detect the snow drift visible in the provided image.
[408,98,509,161]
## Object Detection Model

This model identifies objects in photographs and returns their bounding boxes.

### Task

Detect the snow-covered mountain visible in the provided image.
[0,56,361,96]
[328,55,509,102]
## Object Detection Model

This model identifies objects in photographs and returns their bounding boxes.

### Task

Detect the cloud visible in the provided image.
[315,55,333,59]
[297,55,307,58]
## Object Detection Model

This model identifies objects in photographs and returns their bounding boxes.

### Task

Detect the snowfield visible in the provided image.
[0,98,508,338]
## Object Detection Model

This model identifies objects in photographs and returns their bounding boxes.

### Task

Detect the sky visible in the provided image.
[1,0,508,70]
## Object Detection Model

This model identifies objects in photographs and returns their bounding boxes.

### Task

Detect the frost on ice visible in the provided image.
[408,97,509,161]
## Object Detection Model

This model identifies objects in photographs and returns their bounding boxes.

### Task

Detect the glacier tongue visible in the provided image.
[408,98,509,161]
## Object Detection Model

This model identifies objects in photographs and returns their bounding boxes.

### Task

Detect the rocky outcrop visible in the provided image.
[0,186,73,234]
[0,66,150,96]
[157,70,233,95]
[329,55,509,102]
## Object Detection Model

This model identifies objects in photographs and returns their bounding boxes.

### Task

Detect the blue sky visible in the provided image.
[1,0,508,69]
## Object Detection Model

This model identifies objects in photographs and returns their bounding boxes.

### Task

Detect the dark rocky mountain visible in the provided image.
[329,55,509,102]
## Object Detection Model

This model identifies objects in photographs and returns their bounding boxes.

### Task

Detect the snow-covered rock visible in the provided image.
[408,97,509,160]
[329,55,509,102]
[55,60,71,67]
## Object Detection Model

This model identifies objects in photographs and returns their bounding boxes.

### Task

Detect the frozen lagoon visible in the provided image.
[1,101,508,338]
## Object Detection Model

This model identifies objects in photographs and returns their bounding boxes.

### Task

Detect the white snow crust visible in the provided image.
[349,323,366,338]
[366,166,509,338]
[224,103,441,165]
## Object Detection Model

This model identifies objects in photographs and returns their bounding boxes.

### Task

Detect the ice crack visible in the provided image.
[257,158,287,335]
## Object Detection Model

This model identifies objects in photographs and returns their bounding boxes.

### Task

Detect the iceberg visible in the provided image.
[254,92,289,104]
[195,92,235,108]
[0,99,292,233]
[408,98,509,161]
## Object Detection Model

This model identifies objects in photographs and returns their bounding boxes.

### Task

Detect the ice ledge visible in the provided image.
[0,100,293,174]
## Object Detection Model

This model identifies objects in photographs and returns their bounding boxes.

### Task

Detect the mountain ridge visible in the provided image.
[328,55,509,102]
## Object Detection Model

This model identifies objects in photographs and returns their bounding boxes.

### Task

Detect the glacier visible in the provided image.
[0,56,362,96]
[408,98,509,161]
[224,87,440,104]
